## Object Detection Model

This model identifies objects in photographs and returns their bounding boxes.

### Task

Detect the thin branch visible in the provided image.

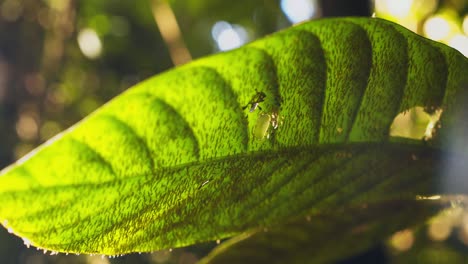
[150,0,192,66]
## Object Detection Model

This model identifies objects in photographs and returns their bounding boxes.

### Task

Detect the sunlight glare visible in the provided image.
[280,0,318,24]
[375,0,413,18]
[387,0,413,17]
[77,28,103,59]
[423,16,451,41]
[448,34,468,57]
[211,21,248,51]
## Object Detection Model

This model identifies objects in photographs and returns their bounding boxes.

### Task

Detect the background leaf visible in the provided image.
[199,199,447,264]
[0,17,466,256]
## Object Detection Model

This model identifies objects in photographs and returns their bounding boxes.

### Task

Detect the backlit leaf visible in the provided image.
[0,17,466,255]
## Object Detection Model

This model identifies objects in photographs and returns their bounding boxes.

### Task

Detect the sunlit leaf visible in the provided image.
[0,17,466,255]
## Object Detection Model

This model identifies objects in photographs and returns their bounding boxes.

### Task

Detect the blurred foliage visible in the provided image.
[0,0,466,263]
[374,0,468,56]
[0,0,173,162]
[169,0,285,57]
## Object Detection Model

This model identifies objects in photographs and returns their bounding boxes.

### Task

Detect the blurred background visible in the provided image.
[0,0,466,263]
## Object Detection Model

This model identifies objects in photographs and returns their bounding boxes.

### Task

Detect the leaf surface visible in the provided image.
[0,17,467,255]
[199,199,447,264]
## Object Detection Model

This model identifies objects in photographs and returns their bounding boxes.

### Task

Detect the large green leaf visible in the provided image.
[0,17,466,255]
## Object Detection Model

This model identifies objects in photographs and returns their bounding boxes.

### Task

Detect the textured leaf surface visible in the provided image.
[0,17,467,255]
[199,199,447,264]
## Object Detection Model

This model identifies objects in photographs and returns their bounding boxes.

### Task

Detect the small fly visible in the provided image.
[242,91,266,112]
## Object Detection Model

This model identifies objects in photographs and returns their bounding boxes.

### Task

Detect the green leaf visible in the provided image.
[0,17,467,255]
[199,199,446,264]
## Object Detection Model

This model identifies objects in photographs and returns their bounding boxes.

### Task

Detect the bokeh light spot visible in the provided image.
[448,34,468,57]
[428,207,465,242]
[463,15,468,35]
[423,16,451,41]
[280,0,317,24]
[387,0,413,18]
[390,229,414,252]
[86,255,110,264]
[211,21,248,51]
[428,219,452,241]
[375,0,413,18]
[150,250,172,263]
[46,0,69,12]
[77,28,103,59]
[16,113,38,141]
